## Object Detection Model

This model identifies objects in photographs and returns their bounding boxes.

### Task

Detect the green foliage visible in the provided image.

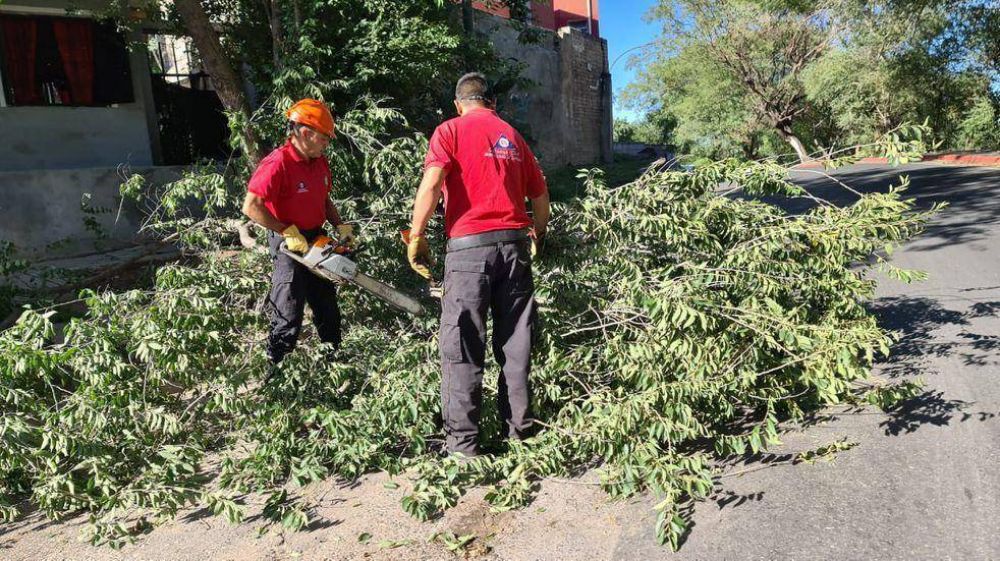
[614,111,677,147]
[793,438,857,464]
[0,122,936,550]
[955,94,1000,151]
[614,119,638,143]
[0,241,28,319]
[625,40,772,159]
[627,0,999,158]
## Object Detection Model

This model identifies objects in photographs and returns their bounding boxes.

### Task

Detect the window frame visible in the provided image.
[0,5,130,109]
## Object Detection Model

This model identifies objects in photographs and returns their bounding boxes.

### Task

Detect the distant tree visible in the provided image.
[956,94,1000,150]
[630,0,998,159]
[644,0,837,162]
[614,119,639,143]
[627,41,769,159]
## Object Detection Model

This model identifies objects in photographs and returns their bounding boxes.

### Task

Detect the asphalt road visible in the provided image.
[613,163,1000,560]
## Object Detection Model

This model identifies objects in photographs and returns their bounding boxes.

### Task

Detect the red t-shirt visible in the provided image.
[424,108,547,238]
[247,141,331,230]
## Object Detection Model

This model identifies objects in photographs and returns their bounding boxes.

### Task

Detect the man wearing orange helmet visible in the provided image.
[242,98,355,365]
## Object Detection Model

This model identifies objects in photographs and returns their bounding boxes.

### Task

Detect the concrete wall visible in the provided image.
[472,11,612,169]
[475,12,567,167]
[0,1,158,171]
[0,166,184,253]
[614,142,674,160]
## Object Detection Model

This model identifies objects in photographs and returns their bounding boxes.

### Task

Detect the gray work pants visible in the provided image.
[440,238,537,455]
[266,228,342,363]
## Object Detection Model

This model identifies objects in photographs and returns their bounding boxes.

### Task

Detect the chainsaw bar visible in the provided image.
[281,244,426,316]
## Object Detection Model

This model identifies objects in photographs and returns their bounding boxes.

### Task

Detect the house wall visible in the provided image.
[471,1,555,27]
[0,166,184,253]
[472,1,594,36]
[0,1,157,171]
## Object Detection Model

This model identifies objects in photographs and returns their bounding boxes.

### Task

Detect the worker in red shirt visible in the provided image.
[242,99,355,366]
[407,73,551,457]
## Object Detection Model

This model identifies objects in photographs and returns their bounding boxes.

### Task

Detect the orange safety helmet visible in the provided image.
[286,98,336,138]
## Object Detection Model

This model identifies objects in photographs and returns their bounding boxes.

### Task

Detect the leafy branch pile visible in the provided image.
[0,120,935,549]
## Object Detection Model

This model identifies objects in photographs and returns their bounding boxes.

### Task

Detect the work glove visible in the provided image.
[336,224,356,247]
[282,225,310,254]
[407,233,434,280]
[530,228,546,259]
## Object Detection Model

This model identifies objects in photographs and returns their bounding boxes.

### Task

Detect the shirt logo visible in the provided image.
[297,182,309,194]
[486,134,522,162]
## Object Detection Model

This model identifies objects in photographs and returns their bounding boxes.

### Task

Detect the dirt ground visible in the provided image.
[0,416,858,561]
[0,468,655,561]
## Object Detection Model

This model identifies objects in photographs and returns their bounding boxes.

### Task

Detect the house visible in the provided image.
[0,0,232,253]
[0,0,610,253]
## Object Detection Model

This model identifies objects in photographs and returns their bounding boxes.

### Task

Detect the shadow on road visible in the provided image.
[791,164,1000,252]
[868,293,1000,435]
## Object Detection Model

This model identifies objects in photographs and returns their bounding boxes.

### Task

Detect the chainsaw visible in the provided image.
[280,236,426,316]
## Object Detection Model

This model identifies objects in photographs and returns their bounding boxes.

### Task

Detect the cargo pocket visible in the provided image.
[444,259,489,300]
[440,311,463,363]
[441,257,489,365]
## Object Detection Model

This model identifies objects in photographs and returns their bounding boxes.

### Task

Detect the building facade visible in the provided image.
[473,0,600,37]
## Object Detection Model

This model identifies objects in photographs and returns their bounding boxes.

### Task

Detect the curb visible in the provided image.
[791,153,1000,170]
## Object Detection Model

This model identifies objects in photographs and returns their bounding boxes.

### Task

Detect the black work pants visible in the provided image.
[440,238,536,455]
[266,228,342,363]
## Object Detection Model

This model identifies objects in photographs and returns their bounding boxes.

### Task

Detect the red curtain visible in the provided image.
[1,17,40,105]
[52,18,94,105]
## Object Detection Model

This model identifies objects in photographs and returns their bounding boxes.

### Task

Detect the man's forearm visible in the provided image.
[243,195,287,233]
[410,167,445,236]
[531,191,550,234]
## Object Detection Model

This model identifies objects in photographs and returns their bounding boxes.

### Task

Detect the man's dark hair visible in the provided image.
[455,72,492,103]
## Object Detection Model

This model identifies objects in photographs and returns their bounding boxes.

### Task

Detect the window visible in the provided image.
[568,19,591,34]
[0,14,134,107]
[147,34,214,91]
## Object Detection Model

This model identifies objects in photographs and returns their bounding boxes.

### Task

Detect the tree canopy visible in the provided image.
[625,0,999,160]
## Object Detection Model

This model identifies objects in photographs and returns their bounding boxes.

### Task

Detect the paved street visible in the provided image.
[614,163,1000,560]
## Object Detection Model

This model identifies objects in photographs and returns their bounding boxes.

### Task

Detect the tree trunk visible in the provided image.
[775,123,810,163]
[269,0,284,73]
[461,0,473,37]
[174,0,262,166]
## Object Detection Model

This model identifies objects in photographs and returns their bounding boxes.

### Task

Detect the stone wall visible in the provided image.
[472,11,612,169]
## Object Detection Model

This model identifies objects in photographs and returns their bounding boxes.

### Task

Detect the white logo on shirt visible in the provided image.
[486,134,522,162]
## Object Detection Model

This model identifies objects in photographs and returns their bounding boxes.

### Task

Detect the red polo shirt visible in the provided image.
[247,141,331,230]
[424,108,547,238]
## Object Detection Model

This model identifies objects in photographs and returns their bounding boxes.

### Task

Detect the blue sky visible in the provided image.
[601,0,661,121]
